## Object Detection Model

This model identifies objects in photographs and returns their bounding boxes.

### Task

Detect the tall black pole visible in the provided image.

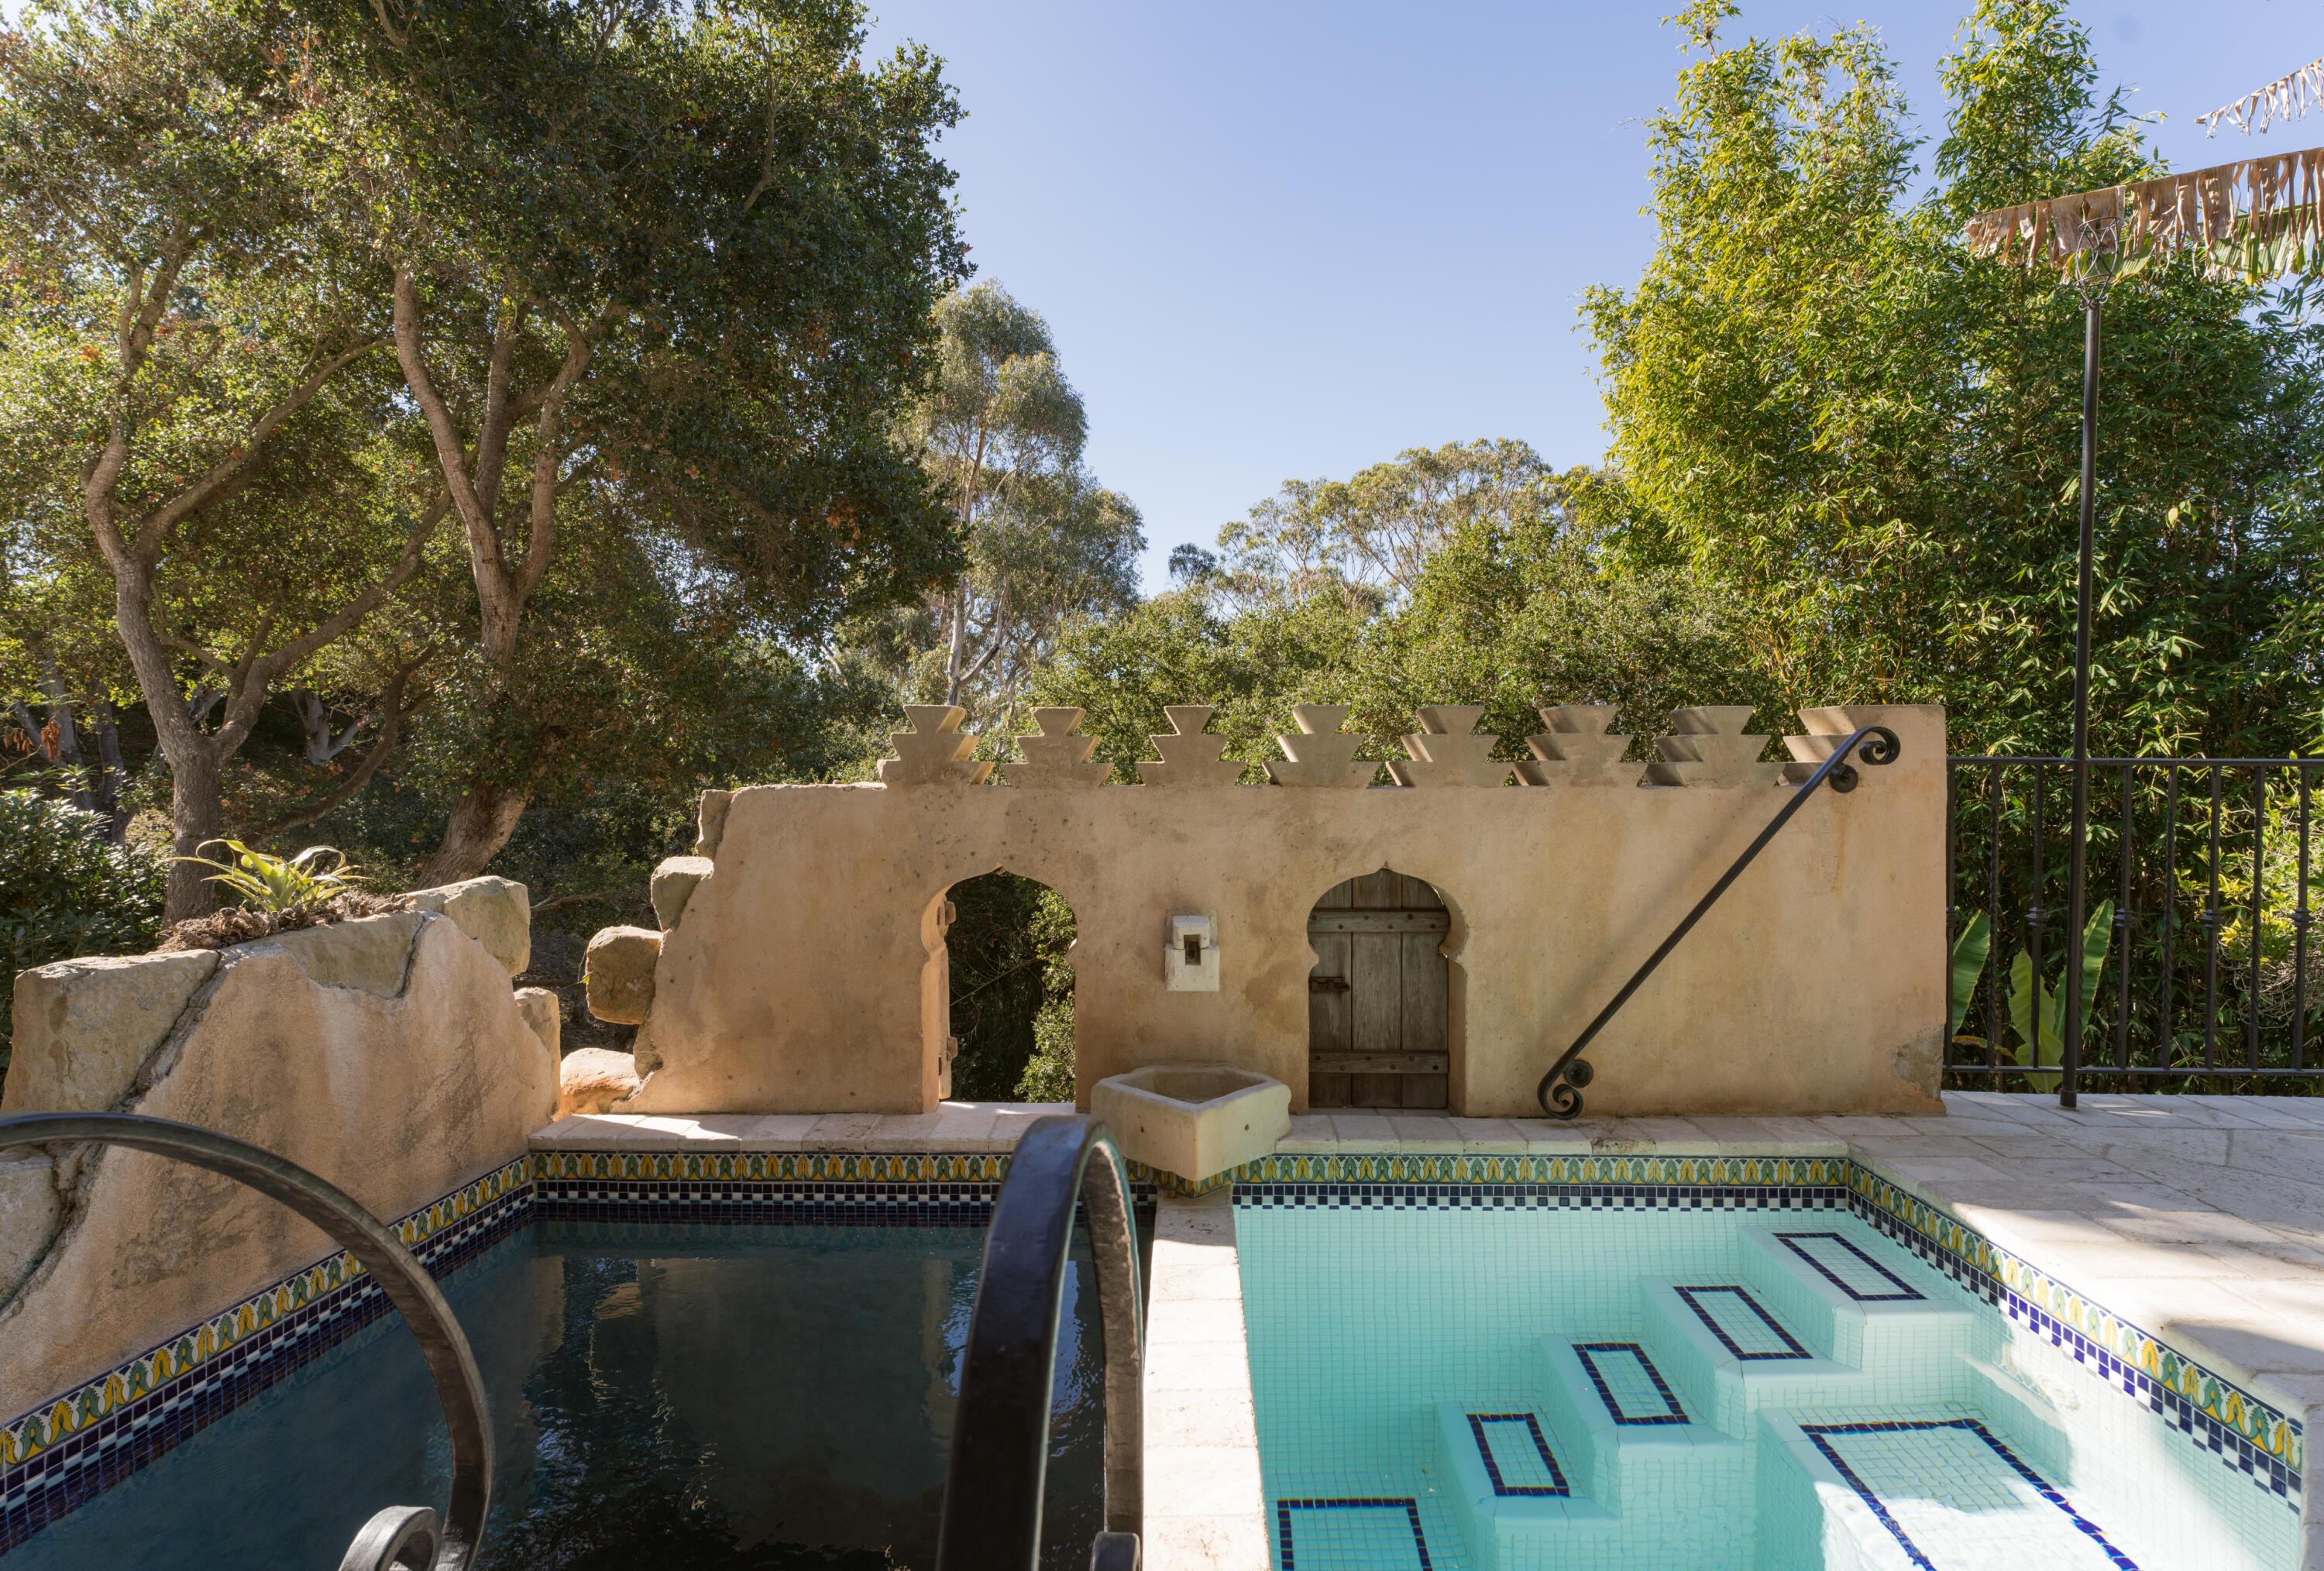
[2061,280,2103,1109]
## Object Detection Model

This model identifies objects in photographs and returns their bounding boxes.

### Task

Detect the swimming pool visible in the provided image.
[5,1219,1109,1569]
[1237,1188,2299,1571]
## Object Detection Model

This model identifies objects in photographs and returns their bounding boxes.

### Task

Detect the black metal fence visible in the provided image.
[1946,757,2321,1097]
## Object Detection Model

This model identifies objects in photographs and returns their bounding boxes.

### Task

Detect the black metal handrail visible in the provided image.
[937,1115,1144,1571]
[0,1112,493,1571]
[1535,726,1903,1119]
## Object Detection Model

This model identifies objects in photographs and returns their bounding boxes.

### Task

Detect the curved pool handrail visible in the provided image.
[937,1114,1144,1571]
[0,1112,493,1571]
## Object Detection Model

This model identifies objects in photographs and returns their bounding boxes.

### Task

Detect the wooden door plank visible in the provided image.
[1350,932,1403,1052]
[1351,1072,1402,1106]
[1312,1051,1449,1074]
[1308,931,1353,1054]
[1309,911,1451,933]
[1353,871,1403,909]
[1401,932,1449,1054]
[1314,877,1356,910]
[1399,1074,1449,1109]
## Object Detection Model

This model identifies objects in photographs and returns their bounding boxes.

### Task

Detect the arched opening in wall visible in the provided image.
[938,870,1078,1103]
[1307,869,1450,1110]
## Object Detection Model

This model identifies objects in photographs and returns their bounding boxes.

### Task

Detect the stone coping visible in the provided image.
[530,1102,1074,1153]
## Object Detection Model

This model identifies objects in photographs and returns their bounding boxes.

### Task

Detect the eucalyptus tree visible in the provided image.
[284,0,970,882]
[903,280,1120,711]
[0,0,441,917]
[1215,438,1566,612]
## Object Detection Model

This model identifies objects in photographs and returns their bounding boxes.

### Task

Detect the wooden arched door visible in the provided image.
[1306,870,1449,1109]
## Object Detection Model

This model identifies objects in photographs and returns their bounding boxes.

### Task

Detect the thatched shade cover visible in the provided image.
[1964,148,2324,282]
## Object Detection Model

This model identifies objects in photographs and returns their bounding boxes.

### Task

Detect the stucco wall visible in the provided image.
[0,904,555,1408]
[626,703,1947,1119]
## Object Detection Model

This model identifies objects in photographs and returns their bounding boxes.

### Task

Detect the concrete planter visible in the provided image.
[1091,1062,1290,1187]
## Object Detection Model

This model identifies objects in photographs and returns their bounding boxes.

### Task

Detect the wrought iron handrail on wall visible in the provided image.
[1535,725,1903,1119]
[937,1115,1145,1571]
[1948,755,2322,1101]
[0,1112,493,1571]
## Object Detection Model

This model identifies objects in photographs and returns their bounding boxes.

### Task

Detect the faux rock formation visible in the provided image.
[1264,705,1377,788]
[1646,706,1784,789]
[7,951,221,1117]
[516,986,562,1058]
[1000,706,1113,789]
[402,876,531,976]
[651,856,714,930]
[1136,705,1246,787]
[1387,706,1511,788]
[1518,703,1635,787]
[558,1047,641,1116]
[695,789,734,858]
[878,705,993,786]
[585,926,662,1023]
[0,911,553,1408]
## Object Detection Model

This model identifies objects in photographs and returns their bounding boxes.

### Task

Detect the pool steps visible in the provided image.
[1429,1225,2041,1571]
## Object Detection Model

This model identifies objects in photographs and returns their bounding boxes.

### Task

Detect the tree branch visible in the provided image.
[394,269,504,573]
[128,337,386,565]
[252,649,433,841]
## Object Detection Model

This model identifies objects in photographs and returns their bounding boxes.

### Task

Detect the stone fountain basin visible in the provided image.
[1091,1061,1291,1186]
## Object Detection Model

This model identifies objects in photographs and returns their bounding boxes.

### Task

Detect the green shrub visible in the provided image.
[1,792,168,1078]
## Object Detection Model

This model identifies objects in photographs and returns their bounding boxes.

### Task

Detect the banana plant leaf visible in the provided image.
[2003,900,2114,1088]
[1950,912,1992,1040]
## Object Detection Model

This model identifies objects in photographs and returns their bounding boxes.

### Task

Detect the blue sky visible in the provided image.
[859,1,2318,592]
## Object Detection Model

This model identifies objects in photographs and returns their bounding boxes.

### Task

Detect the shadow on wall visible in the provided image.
[937,871,1076,1102]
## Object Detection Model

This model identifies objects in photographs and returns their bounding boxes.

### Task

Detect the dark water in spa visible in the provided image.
[10,1221,1111,1570]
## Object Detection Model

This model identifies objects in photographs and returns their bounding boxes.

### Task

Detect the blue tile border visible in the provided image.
[1574,1342,1689,1425]
[1275,1497,1432,1571]
[0,1163,532,1557]
[1675,1284,1812,1361]
[1776,1231,1923,1301]
[1237,1179,1852,1212]
[1466,1412,1568,1497]
[1802,1418,2141,1570]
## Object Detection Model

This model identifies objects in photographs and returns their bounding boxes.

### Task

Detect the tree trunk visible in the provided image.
[88,698,128,844]
[162,741,224,920]
[108,564,227,920]
[36,660,96,814]
[414,780,530,887]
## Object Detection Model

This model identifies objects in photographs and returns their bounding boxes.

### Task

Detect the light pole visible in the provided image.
[2058,218,2118,1110]
[1966,55,2324,1105]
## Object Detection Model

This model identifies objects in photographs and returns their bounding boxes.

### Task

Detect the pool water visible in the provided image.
[8,1220,1107,1569]
[1236,1201,2298,1571]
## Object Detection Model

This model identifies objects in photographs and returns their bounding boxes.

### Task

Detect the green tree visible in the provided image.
[891,281,1141,720]
[1346,473,1781,751]
[1217,438,1566,611]
[0,0,439,916]
[1585,0,2324,757]
[294,0,971,882]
